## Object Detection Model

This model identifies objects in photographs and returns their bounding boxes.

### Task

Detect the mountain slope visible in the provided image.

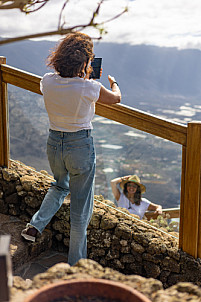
[1,39,201,104]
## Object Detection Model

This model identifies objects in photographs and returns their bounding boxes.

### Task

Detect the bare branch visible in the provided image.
[0,0,50,11]
[58,0,70,30]
[99,6,128,25]
[0,25,97,46]
[23,0,49,13]
[0,1,127,45]
[89,0,104,25]
[0,0,29,10]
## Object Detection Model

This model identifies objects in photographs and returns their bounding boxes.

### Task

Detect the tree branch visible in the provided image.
[0,25,99,46]
[0,1,127,45]
[58,0,70,30]
[101,6,128,25]
[24,1,49,13]
[89,0,104,25]
[0,0,50,12]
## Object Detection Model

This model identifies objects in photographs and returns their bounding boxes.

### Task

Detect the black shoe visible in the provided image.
[21,226,38,242]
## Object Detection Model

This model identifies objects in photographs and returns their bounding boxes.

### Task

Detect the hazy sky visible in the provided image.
[0,0,201,49]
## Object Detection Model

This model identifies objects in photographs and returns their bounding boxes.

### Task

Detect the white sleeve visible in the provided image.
[85,80,102,103]
[141,198,151,212]
[40,79,43,94]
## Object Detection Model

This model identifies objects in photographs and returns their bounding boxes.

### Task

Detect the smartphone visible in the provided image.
[90,58,102,79]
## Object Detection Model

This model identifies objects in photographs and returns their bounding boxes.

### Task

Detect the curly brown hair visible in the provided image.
[123,182,141,205]
[47,32,94,78]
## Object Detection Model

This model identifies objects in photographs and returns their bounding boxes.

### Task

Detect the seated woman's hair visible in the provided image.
[123,183,141,205]
[47,32,94,78]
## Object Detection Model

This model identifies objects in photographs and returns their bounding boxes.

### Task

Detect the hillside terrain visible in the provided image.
[1,39,201,207]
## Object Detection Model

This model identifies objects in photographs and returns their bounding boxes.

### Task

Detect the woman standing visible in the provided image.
[111,175,162,219]
[21,32,121,266]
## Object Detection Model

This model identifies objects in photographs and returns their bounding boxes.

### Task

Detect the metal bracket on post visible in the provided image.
[0,235,12,302]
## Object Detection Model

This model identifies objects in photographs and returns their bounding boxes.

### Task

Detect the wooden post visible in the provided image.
[0,56,9,167]
[180,122,201,258]
[0,235,12,302]
[179,145,186,249]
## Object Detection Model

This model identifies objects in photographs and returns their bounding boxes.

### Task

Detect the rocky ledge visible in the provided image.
[11,259,201,302]
[0,160,201,291]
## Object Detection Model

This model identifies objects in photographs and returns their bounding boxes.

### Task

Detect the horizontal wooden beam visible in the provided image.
[1,64,187,146]
[1,64,42,95]
[145,208,180,220]
[95,102,187,146]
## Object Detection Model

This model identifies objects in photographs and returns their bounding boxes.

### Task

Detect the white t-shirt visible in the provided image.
[40,73,102,132]
[117,193,150,219]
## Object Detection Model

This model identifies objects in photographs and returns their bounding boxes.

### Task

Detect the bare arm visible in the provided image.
[97,75,121,105]
[110,175,131,201]
[147,202,163,215]
[110,177,122,201]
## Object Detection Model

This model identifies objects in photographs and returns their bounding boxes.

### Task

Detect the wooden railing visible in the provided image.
[145,208,180,220]
[0,56,201,259]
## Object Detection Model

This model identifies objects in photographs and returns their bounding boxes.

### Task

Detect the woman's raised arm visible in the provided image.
[97,75,121,105]
[110,176,123,201]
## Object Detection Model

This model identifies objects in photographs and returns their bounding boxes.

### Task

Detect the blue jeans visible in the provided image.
[28,129,96,266]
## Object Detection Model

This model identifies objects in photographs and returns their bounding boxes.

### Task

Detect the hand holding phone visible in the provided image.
[90,58,102,79]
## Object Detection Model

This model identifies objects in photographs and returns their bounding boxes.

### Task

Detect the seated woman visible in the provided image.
[110,175,162,219]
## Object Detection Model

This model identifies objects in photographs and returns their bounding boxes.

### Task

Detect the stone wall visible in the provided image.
[0,160,201,289]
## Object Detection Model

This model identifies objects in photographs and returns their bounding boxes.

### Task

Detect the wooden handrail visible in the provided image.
[1,63,187,145]
[1,64,42,95]
[96,103,187,145]
[145,207,180,220]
